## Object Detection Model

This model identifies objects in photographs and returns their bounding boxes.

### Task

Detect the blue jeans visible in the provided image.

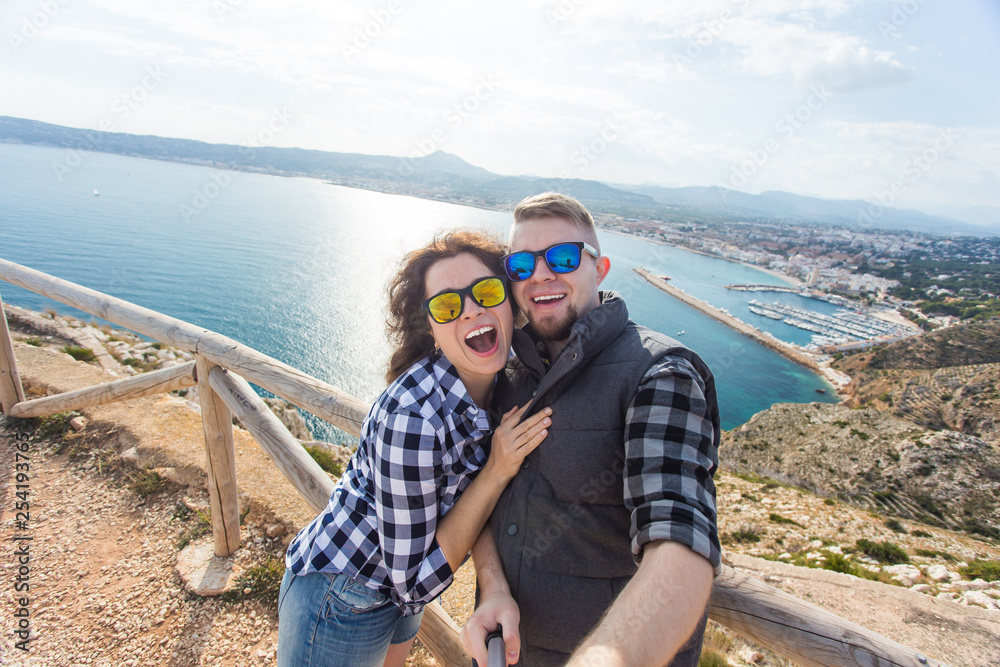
[277,569,423,667]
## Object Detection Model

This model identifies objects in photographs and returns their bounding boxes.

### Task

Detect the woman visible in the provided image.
[277,230,551,667]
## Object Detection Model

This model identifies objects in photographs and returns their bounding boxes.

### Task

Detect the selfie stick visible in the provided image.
[485,625,505,667]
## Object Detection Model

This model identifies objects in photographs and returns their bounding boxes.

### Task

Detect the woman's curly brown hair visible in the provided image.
[385,229,511,384]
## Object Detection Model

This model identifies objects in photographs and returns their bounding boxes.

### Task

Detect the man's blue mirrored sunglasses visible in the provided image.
[501,242,599,282]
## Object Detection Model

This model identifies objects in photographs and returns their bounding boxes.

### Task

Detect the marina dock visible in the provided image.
[635,267,822,372]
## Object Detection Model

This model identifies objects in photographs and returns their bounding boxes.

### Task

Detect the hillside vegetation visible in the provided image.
[724,317,1000,538]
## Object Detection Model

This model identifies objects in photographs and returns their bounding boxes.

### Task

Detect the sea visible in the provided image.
[0,142,838,441]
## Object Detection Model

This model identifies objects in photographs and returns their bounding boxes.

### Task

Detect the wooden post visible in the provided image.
[195,355,241,557]
[207,365,335,513]
[418,603,471,667]
[0,293,26,415]
[9,360,197,419]
[708,565,945,667]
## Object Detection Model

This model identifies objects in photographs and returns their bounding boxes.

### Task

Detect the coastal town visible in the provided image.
[602,214,999,355]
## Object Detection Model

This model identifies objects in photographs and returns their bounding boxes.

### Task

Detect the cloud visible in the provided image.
[722,19,911,92]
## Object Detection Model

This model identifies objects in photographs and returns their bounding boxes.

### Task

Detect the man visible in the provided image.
[461,192,721,666]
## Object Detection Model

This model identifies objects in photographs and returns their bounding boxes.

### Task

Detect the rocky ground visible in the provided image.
[723,402,1000,532]
[3,309,1000,666]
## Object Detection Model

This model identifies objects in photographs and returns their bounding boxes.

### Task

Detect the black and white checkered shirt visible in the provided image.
[285,354,491,615]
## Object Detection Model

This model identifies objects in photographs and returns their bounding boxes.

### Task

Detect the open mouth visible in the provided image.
[465,325,498,355]
[532,294,565,305]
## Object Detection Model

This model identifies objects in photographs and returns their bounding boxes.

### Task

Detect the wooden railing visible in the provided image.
[0,258,944,667]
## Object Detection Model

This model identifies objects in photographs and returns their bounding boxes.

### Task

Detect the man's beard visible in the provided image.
[530,304,578,345]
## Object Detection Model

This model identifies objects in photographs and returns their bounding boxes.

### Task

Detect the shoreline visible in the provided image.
[634,267,847,393]
[600,227,804,287]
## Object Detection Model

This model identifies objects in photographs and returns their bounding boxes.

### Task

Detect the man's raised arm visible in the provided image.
[565,540,712,666]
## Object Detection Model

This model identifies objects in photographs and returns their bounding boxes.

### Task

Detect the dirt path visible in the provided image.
[1,420,283,666]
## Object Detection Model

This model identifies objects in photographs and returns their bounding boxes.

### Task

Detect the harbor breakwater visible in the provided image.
[634,268,828,376]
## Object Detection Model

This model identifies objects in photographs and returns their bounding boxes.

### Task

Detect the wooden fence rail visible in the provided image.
[0,258,370,435]
[0,258,946,667]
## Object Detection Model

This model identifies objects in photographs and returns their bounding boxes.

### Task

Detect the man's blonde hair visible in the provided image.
[512,192,600,251]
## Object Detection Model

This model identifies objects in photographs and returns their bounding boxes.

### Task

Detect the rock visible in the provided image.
[808,539,823,549]
[962,591,999,610]
[263,398,312,441]
[885,564,921,580]
[739,646,765,664]
[175,538,241,597]
[953,579,990,592]
[69,416,87,432]
[183,496,210,514]
[910,584,932,594]
[158,359,179,369]
[265,524,287,539]
[778,552,791,560]
[120,447,142,467]
[927,564,953,582]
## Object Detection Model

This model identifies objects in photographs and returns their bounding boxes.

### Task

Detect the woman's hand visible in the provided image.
[484,404,552,482]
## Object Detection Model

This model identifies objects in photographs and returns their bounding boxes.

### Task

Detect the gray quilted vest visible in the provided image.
[488,292,719,666]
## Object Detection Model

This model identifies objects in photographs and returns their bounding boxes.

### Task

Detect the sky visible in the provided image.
[2,0,1000,224]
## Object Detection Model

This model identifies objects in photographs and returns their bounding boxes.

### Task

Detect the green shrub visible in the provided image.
[37,412,77,441]
[176,508,212,550]
[911,529,932,538]
[821,552,856,575]
[824,498,836,506]
[61,345,95,362]
[963,520,1000,540]
[915,548,955,561]
[22,336,43,346]
[849,428,870,441]
[304,445,343,477]
[723,525,763,544]
[960,560,1000,582]
[127,470,167,497]
[223,556,284,603]
[769,513,803,528]
[856,539,909,564]
[884,519,907,533]
[698,650,728,667]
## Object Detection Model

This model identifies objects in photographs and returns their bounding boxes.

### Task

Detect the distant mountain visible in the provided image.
[624,184,994,236]
[0,116,493,187]
[2,115,994,237]
[475,176,661,213]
